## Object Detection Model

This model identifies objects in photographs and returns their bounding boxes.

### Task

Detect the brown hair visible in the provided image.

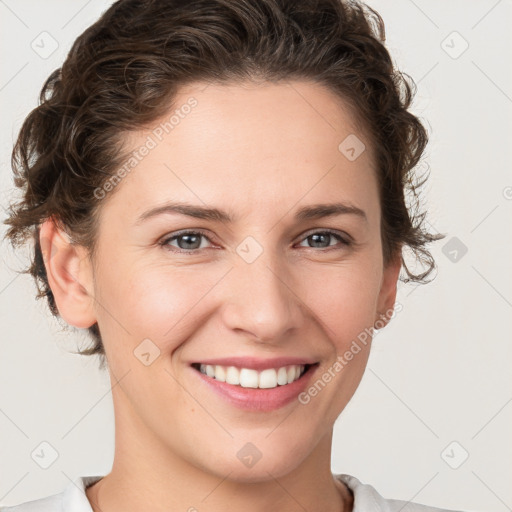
[3,0,443,364]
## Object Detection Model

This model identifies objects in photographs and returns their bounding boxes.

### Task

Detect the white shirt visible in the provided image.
[0,473,464,512]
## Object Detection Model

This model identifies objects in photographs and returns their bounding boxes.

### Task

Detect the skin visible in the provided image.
[40,80,401,512]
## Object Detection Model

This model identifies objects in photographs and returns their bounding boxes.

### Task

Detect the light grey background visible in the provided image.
[1,1,511,510]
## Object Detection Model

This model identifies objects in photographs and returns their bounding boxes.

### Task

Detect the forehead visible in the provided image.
[104,80,377,222]
[158,79,371,164]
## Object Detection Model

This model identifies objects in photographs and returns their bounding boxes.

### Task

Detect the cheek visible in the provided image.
[95,261,228,352]
[296,259,381,349]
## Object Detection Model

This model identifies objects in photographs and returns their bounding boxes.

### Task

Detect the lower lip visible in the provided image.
[192,365,318,412]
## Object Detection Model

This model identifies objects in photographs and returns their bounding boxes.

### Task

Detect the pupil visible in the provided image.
[180,234,200,249]
[310,233,329,248]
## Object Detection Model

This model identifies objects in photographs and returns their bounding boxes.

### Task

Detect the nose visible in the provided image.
[220,253,305,344]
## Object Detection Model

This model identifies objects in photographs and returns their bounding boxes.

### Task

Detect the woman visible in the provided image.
[2,0,462,510]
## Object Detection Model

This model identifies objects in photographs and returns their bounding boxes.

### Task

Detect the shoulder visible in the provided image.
[0,475,104,512]
[335,473,466,512]
[0,493,61,512]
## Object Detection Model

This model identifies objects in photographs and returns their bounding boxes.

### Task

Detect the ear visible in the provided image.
[375,252,402,328]
[39,217,97,329]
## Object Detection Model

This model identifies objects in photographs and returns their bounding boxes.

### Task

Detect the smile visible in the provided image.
[193,363,310,389]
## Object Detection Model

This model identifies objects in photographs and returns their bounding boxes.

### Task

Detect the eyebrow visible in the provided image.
[134,200,367,225]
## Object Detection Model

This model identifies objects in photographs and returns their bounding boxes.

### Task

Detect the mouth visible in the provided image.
[190,360,319,411]
[191,362,315,389]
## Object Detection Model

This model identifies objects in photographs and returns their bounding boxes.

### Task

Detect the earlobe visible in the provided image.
[39,218,97,329]
[375,254,402,328]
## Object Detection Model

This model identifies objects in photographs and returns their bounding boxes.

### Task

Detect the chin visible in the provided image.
[206,459,304,484]
[191,435,316,483]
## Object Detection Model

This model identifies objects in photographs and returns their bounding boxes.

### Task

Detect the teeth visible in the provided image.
[287,366,296,384]
[225,366,240,385]
[198,364,306,389]
[277,367,288,385]
[258,369,277,389]
[213,365,225,382]
[240,368,259,388]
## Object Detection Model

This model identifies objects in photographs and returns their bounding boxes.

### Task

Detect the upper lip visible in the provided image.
[191,357,318,371]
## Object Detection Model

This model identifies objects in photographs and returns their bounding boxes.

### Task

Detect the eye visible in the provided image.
[159,230,214,253]
[296,229,352,250]
[159,228,352,255]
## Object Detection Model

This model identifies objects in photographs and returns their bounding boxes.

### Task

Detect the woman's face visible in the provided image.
[52,80,400,480]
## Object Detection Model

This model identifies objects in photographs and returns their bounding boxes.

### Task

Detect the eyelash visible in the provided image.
[158,229,352,255]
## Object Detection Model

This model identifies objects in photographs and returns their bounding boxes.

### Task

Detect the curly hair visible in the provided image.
[3,0,443,362]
